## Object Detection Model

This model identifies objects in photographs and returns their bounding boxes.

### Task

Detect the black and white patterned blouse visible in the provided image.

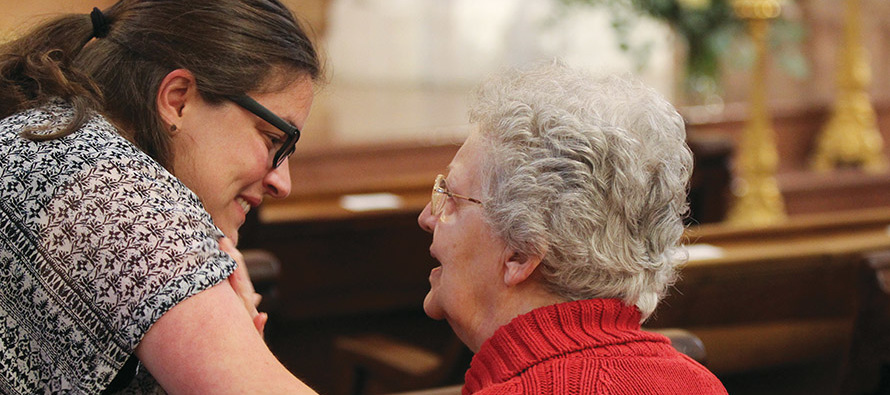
[0,100,237,394]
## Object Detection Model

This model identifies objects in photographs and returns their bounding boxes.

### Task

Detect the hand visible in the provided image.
[219,237,267,337]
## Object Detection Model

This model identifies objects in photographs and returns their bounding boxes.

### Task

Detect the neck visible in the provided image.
[460,281,566,352]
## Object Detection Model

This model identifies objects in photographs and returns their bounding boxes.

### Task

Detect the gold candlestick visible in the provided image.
[811,0,886,172]
[725,0,787,226]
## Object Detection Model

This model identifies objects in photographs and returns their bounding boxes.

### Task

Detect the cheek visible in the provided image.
[240,136,277,177]
[200,108,269,172]
[435,241,483,300]
[214,135,269,184]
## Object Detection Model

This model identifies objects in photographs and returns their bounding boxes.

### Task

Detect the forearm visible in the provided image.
[136,282,316,394]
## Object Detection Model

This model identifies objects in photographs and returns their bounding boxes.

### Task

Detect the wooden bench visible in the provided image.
[648,209,890,394]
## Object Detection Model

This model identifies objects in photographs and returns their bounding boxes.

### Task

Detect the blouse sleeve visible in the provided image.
[39,155,237,348]
[0,105,236,393]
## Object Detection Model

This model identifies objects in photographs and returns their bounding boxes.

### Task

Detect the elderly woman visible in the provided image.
[417,61,727,394]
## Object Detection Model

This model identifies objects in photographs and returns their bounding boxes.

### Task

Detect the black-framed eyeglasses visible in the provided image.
[229,94,301,169]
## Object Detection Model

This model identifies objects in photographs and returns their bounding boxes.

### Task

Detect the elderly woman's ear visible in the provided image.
[503,251,544,287]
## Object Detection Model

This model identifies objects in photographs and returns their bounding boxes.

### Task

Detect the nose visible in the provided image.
[264,158,292,198]
[418,202,436,233]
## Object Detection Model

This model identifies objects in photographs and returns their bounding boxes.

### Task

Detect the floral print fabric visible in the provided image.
[0,101,236,394]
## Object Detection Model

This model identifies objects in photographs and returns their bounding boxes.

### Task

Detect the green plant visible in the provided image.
[558,0,807,99]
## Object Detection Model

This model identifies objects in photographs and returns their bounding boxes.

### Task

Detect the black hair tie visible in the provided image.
[90,7,110,39]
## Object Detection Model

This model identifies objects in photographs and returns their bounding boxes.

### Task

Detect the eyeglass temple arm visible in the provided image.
[229,95,301,139]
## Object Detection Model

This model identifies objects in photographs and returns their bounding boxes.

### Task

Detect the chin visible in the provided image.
[220,226,240,245]
[209,210,241,244]
[423,294,445,320]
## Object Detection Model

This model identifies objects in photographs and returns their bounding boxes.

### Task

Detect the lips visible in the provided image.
[429,266,442,283]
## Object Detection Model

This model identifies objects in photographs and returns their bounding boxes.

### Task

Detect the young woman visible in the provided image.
[0,1,321,393]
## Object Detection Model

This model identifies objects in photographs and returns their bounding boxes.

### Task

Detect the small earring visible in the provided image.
[170,124,177,132]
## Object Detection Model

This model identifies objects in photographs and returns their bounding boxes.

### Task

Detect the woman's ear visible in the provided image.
[503,250,544,287]
[156,69,198,131]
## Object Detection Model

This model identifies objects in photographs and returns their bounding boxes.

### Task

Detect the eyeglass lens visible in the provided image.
[273,135,298,168]
[229,94,301,169]
[431,174,446,216]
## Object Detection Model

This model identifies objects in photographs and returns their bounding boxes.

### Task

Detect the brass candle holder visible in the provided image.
[725,0,787,226]
[811,0,887,172]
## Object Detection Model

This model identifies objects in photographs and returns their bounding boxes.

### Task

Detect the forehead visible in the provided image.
[250,76,315,127]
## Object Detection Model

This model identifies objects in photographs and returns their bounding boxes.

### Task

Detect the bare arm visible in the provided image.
[219,237,268,335]
[135,281,316,394]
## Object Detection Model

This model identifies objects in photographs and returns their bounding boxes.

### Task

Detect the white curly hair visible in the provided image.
[470,60,692,320]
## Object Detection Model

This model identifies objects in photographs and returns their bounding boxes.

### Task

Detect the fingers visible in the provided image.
[253,312,268,338]
[229,264,260,312]
[218,237,244,263]
[253,293,263,308]
[220,237,266,337]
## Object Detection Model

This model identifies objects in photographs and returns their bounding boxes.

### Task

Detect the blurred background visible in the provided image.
[5,1,890,394]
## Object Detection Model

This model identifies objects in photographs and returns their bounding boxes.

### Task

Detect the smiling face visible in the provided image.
[169,75,314,245]
[417,131,513,349]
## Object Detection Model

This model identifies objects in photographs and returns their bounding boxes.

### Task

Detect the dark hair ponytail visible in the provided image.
[0,14,103,140]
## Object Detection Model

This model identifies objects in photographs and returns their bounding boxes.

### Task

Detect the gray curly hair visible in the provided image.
[470,60,692,320]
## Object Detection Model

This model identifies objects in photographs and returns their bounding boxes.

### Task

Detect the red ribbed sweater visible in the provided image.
[462,298,727,394]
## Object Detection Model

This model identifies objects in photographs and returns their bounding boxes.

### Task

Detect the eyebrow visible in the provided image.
[230,95,300,132]
[257,109,298,131]
[258,116,298,133]
[281,114,299,128]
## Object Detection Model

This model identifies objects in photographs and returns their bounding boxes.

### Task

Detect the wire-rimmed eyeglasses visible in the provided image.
[431,174,483,216]
[229,94,301,169]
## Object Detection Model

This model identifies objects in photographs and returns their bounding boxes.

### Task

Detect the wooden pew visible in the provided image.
[647,209,890,394]
[839,250,890,394]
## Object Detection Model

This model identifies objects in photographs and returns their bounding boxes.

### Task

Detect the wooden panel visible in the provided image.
[686,101,890,174]
[779,169,890,215]
[244,212,438,319]
[263,143,458,223]
[643,208,890,380]
[651,255,859,328]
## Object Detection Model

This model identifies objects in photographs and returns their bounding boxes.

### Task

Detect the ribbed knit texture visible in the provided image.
[462,299,727,394]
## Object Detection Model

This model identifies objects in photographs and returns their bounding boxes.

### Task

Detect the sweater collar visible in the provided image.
[463,298,660,393]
